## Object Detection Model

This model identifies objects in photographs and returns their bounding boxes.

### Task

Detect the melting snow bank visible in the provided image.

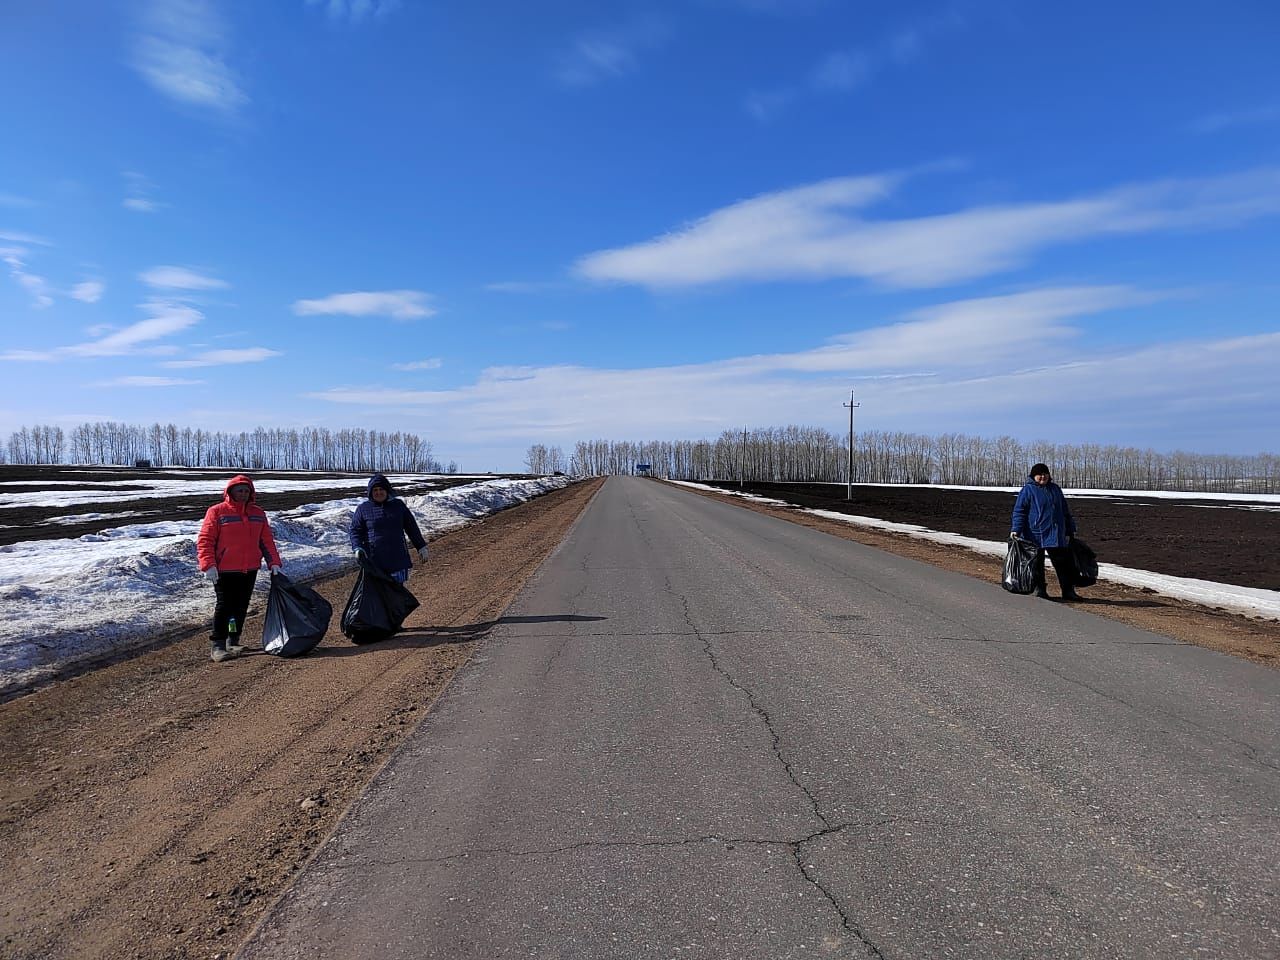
[0,476,576,697]
[669,481,1280,623]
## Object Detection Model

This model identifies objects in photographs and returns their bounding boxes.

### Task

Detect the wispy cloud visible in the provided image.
[0,230,52,246]
[749,5,967,121]
[743,89,795,123]
[576,166,1280,290]
[306,0,402,24]
[132,0,247,114]
[556,17,666,87]
[123,171,164,212]
[485,280,564,294]
[91,375,204,388]
[1,246,53,308]
[391,357,443,371]
[70,280,106,303]
[1,302,204,363]
[0,193,36,209]
[303,287,1278,455]
[0,349,57,362]
[140,265,228,290]
[1190,103,1280,135]
[65,301,203,357]
[292,290,435,320]
[163,347,281,367]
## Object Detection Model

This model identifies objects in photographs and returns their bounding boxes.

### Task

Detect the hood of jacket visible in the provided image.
[367,473,394,498]
[223,474,257,503]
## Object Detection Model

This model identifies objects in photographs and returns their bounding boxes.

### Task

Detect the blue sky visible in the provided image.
[2,0,1278,471]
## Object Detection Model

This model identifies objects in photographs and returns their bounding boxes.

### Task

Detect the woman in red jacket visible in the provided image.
[197,475,283,662]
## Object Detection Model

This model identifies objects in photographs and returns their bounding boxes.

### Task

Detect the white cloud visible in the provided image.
[556,17,666,87]
[1190,103,1280,135]
[0,193,36,209]
[305,311,1280,458]
[307,0,402,23]
[299,284,1149,425]
[576,167,1280,290]
[123,171,164,212]
[734,286,1165,375]
[132,0,246,114]
[91,376,204,387]
[140,265,228,290]
[751,7,967,122]
[71,280,105,303]
[559,39,636,86]
[65,301,202,357]
[1,247,53,308]
[0,230,52,246]
[810,50,872,92]
[0,349,57,362]
[485,280,562,294]
[163,347,281,367]
[292,290,435,320]
[391,358,443,371]
[743,88,795,123]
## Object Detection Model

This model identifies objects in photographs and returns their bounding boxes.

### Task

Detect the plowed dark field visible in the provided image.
[703,481,1280,591]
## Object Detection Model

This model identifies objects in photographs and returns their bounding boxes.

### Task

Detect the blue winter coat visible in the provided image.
[1011,475,1076,548]
[348,474,427,574]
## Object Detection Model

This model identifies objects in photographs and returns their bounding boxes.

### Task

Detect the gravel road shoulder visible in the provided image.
[0,478,603,960]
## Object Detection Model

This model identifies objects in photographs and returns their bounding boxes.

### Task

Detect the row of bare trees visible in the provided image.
[533,427,1280,493]
[4,422,456,473]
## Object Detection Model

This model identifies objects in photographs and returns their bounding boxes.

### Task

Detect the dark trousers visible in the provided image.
[212,571,257,644]
[1034,547,1075,594]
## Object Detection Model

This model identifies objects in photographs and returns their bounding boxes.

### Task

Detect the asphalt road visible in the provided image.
[239,477,1280,960]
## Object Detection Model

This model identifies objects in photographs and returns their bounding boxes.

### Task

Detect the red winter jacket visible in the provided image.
[196,475,283,573]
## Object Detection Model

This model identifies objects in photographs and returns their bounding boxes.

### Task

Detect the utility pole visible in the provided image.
[843,389,860,500]
[739,427,748,489]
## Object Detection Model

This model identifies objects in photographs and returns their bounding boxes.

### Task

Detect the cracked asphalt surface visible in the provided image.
[239,477,1280,959]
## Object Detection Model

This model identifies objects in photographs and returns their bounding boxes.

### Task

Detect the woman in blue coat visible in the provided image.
[349,474,429,583]
[1010,462,1079,601]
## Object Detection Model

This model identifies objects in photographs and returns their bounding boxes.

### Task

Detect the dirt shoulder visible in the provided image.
[671,481,1279,669]
[0,478,604,960]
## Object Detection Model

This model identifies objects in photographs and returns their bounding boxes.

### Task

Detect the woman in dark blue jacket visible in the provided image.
[1011,462,1079,601]
[349,474,429,582]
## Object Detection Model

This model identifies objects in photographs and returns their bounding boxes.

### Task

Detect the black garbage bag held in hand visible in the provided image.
[262,572,333,657]
[341,558,421,644]
[1068,537,1099,588]
[1002,536,1039,594]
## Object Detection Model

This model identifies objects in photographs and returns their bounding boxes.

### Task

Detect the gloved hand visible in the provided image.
[354,547,367,561]
[203,567,219,583]
[1009,532,1019,540]
[270,565,282,576]
[418,545,429,562]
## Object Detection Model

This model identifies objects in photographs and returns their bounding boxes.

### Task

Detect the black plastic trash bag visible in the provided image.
[341,559,420,644]
[1002,536,1039,594]
[1069,537,1099,588]
[262,573,333,657]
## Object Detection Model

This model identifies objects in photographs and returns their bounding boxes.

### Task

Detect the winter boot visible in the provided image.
[1032,587,1050,599]
[1061,588,1081,602]
[225,616,244,655]
[210,642,232,663]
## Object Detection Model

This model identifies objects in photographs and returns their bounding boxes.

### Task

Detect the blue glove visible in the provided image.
[203,567,219,583]
[418,545,429,562]
[270,565,282,576]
